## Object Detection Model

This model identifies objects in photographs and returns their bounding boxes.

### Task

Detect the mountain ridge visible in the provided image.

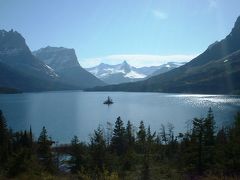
[0,30,104,92]
[86,16,240,94]
[86,61,186,84]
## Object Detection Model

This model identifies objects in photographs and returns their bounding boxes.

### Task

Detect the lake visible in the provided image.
[0,91,239,143]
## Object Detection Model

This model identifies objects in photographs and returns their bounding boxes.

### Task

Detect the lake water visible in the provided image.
[0,91,239,143]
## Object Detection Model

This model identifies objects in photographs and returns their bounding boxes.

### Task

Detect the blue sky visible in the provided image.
[0,0,240,67]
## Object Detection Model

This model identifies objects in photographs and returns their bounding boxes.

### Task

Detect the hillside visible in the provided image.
[87,16,240,94]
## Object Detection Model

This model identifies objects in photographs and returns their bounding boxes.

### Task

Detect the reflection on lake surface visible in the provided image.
[0,91,239,143]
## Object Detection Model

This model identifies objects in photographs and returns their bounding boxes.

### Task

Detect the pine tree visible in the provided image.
[0,110,9,165]
[203,107,216,168]
[126,120,135,147]
[215,127,227,173]
[111,116,126,156]
[137,121,146,144]
[192,118,205,174]
[29,126,33,146]
[69,136,84,173]
[37,126,55,172]
[90,126,106,174]
[160,124,167,145]
[137,121,146,154]
[123,121,135,171]
[226,112,240,173]
[146,126,156,153]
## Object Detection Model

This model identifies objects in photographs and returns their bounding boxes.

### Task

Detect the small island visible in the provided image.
[103,96,114,105]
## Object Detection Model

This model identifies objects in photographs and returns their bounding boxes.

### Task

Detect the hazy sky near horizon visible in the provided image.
[0,0,240,67]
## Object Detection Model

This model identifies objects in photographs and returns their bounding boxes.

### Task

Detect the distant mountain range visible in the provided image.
[0,30,104,92]
[86,61,186,84]
[1,15,240,94]
[87,16,240,94]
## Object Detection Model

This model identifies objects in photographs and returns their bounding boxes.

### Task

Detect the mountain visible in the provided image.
[87,16,240,94]
[86,61,147,84]
[149,62,186,77]
[33,46,105,88]
[0,30,58,79]
[86,61,185,84]
[0,30,76,91]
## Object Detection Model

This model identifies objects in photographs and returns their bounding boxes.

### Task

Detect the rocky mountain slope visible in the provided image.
[33,46,105,88]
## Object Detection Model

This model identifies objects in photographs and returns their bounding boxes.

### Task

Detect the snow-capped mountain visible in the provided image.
[86,61,186,84]
[86,61,146,84]
[150,62,186,77]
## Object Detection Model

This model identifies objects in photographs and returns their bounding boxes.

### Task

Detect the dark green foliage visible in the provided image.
[111,116,126,156]
[203,108,216,169]
[0,110,9,166]
[224,112,240,174]
[90,126,106,175]
[1,109,240,179]
[126,120,135,148]
[137,121,146,143]
[136,121,146,154]
[191,117,205,174]
[37,126,55,173]
[179,108,217,175]
[69,136,85,173]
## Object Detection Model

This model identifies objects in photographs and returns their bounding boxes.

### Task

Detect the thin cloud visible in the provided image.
[80,54,199,68]
[152,10,168,20]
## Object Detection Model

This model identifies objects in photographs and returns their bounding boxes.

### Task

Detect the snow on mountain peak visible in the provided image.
[86,61,186,85]
[124,70,146,78]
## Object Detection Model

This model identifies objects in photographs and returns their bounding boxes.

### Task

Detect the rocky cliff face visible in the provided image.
[33,46,105,88]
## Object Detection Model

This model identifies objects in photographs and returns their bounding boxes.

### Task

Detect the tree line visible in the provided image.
[0,108,240,179]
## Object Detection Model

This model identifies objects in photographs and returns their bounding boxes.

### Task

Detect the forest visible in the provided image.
[0,108,240,179]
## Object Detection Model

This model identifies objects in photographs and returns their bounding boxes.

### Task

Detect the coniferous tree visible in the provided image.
[29,126,33,147]
[126,120,135,148]
[136,121,146,154]
[37,126,55,172]
[69,136,84,173]
[215,127,227,173]
[111,116,126,156]
[160,124,167,145]
[191,118,205,174]
[146,126,156,154]
[137,121,146,144]
[165,123,176,159]
[0,110,9,166]
[203,108,216,169]
[226,112,240,173]
[90,126,106,174]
